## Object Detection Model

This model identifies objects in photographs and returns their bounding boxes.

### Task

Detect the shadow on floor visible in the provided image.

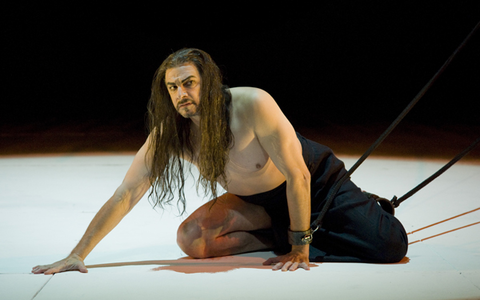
[85,254,410,274]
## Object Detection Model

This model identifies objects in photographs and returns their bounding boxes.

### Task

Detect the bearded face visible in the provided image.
[165,63,202,120]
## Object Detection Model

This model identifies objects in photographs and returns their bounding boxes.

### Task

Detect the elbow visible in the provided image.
[299,172,310,188]
[302,169,311,183]
[288,168,311,187]
[111,186,135,214]
[113,181,149,213]
[298,166,311,183]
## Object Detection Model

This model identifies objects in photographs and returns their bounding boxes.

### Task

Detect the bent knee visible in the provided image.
[177,219,211,259]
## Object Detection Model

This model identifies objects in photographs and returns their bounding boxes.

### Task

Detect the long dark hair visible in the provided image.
[147,48,233,213]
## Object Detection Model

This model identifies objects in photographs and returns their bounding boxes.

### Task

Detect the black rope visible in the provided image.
[392,136,480,207]
[311,20,480,231]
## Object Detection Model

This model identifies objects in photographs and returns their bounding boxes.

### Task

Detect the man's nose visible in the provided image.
[177,87,188,99]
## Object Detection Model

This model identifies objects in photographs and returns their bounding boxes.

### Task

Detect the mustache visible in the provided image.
[177,99,195,109]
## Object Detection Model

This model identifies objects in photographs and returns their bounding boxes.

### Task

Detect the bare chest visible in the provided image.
[227,130,269,173]
[185,128,284,196]
[221,127,285,195]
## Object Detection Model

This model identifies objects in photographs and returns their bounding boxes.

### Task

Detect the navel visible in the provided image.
[255,163,262,169]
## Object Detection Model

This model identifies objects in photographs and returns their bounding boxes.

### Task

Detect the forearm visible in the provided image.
[32,190,135,275]
[286,174,311,232]
[286,173,311,254]
[70,189,134,260]
[262,174,311,270]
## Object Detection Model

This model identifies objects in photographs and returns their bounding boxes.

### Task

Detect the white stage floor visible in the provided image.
[1,153,479,299]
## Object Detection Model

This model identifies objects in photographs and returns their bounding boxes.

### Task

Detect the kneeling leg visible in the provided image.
[177,193,274,258]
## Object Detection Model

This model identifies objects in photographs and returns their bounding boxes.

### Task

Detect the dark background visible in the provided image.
[2,3,479,158]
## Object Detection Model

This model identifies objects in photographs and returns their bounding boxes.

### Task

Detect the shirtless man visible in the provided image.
[32,48,407,274]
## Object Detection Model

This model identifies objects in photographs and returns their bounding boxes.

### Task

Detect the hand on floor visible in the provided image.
[263,246,310,271]
[32,253,88,275]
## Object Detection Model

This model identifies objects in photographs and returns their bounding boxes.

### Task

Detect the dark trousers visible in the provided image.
[309,179,408,262]
[239,133,408,263]
[242,179,408,263]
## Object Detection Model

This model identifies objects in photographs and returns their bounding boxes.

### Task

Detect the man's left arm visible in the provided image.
[248,88,312,271]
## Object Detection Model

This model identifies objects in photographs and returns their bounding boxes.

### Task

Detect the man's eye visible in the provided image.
[168,86,177,91]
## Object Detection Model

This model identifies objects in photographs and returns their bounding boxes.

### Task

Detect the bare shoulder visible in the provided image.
[230,87,276,115]
[229,87,292,138]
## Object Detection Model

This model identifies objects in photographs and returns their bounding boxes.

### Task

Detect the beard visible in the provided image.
[176,99,200,118]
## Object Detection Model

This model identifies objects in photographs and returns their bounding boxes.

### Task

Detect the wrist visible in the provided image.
[291,244,309,253]
[288,227,314,245]
[69,252,85,261]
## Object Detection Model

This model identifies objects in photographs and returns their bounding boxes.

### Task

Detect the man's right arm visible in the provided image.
[32,134,154,275]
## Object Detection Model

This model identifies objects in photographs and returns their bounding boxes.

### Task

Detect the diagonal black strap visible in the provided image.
[310,20,480,231]
[391,136,480,207]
